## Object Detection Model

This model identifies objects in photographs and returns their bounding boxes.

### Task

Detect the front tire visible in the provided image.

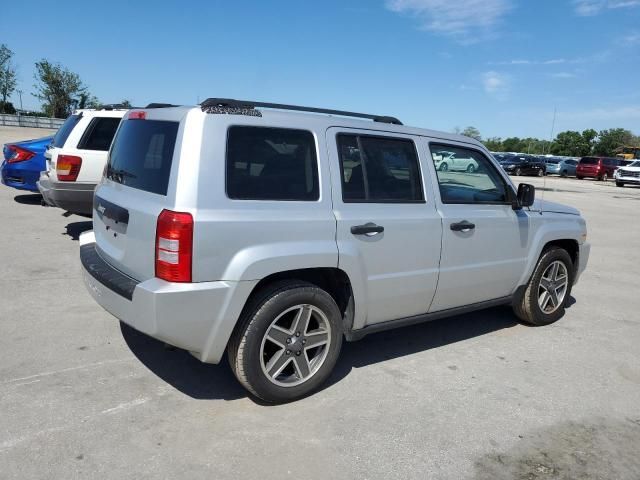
[228,281,343,403]
[466,164,476,173]
[513,247,574,326]
[439,162,449,172]
[616,181,624,187]
[514,167,522,176]
[538,169,544,177]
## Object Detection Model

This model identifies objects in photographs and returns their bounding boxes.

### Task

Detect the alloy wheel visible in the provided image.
[260,304,331,387]
[537,260,569,314]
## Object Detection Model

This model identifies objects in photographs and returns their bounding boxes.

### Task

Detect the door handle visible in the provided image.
[351,223,384,236]
[450,220,475,232]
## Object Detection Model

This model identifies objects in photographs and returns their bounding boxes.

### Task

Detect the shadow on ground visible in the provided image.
[121,304,523,402]
[64,221,93,240]
[474,417,640,479]
[14,193,42,205]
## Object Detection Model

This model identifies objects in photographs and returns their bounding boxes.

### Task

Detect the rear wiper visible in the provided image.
[107,166,137,182]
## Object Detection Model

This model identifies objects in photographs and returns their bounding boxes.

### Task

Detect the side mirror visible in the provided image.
[514,183,535,209]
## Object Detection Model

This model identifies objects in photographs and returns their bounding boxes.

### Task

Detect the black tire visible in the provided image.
[466,164,475,173]
[616,181,624,187]
[439,162,449,172]
[538,169,544,177]
[576,176,584,180]
[514,167,522,176]
[228,280,343,403]
[560,170,568,178]
[513,247,574,326]
[600,173,608,182]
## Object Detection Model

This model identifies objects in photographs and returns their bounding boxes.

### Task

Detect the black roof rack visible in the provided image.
[99,104,131,110]
[145,103,180,109]
[200,98,403,125]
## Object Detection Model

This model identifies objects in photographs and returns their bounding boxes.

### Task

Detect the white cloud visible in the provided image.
[573,0,640,16]
[549,72,577,79]
[489,58,566,66]
[385,0,512,42]
[619,31,640,45]
[482,71,511,99]
[560,105,640,122]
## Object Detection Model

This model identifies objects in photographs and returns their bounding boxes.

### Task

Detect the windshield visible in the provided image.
[629,161,640,168]
[52,114,81,148]
[107,119,178,195]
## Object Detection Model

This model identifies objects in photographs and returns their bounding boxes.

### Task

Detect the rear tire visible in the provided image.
[466,164,475,173]
[576,176,584,180]
[600,173,608,182]
[561,170,568,178]
[538,169,544,177]
[439,162,449,172]
[228,280,343,403]
[514,168,522,176]
[513,247,574,326]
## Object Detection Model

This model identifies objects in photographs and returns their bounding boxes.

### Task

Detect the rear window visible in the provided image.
[226,126,319,201]
[580,158,599,165]
[52,114,82,148]
[77,117,121,151]
[107,119,178,195]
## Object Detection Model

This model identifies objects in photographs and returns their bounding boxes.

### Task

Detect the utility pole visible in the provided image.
[17,90,23,111]
[17,90,23,126]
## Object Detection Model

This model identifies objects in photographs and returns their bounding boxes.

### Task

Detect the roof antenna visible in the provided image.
[542,106,557,209]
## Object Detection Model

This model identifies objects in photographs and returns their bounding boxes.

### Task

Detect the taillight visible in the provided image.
[57,155,82,181]
[7,145,35,163]
[155,209,193,283]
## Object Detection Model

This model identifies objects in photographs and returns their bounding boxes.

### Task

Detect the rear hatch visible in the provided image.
[578,157,599,175]
[93,109,187,281]
[45,113,83,174]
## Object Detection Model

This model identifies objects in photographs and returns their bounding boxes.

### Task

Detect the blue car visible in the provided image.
[1,136,53,191]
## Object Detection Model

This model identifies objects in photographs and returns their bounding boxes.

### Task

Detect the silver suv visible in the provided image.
[80,99,590,402]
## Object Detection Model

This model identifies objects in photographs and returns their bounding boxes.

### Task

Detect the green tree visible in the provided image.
[33,60,88,118]
[0,44,18,112]
[551,130,591,156]
[502,137,526,152]
[120,99,132,108]
[593,128,636,156]
[461,126,482,141]
[483,137,503,151]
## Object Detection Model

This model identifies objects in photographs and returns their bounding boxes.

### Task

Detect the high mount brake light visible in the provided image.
[56,155,82,181]
[7,145,36,163]
[129,111,146,120]
[155,210,193,283]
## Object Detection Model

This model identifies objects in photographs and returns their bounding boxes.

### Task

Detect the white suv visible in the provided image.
[79,99,590,402]
[38,106,127,215]
[614,160,640,187]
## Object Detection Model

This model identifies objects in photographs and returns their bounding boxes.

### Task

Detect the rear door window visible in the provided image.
[52,114,82,148]
[77,117,121,151]
[580,158,598,165]
[107,119,179,195]
[226,126,319,201]
[337,134,423,203]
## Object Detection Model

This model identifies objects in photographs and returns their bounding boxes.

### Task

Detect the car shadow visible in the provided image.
[121,305,526,403]
[64,221,93,241]
[14,193,43,205]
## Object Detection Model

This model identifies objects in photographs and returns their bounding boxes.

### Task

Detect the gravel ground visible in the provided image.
[1,126,639,479]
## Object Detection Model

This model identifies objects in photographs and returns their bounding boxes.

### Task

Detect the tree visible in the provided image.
[593,128,636,156]
[484,137,503,151]
[0,44,18,113]
[461,126,482,141]
[120,99,132,108]
[551,130,591,157]
[33,60,88,118]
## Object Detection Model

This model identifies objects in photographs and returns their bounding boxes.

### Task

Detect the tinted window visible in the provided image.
[107,120,178,195]
[580,158,599,165]
[337,134,423,203]
[52,114,81,148]
[603,158,614,166]
[226,126,319,201]
[431,144,509,204]
[77,117,121,151]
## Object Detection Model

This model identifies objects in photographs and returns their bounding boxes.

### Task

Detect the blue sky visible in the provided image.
[3,0,639,138]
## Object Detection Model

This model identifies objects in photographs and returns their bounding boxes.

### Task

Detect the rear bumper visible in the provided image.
[37,173,95,215]
[1,161,42,191]
[79,232,256,364]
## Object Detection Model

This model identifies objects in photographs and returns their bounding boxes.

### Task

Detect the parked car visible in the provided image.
[499,154,546,176]
[545,158,578,177]
[433,151,479,172]
[614,160,640,187]
[79,99,589,403]
[576,156,631,181]
[37,106,128,215]
[1,136,53,191]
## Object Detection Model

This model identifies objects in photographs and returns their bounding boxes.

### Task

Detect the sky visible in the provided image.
[3,0,640,138]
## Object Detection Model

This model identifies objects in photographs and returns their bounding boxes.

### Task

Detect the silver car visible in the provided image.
[545,158,578,177]
[80,99,590,402]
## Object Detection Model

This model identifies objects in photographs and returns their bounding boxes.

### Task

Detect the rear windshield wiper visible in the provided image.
[107,166,137,182]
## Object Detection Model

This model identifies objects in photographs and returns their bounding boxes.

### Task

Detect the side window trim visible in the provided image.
[336,132,426,204]
[429,141,515,205]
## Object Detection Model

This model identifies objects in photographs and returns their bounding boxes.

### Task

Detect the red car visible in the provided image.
[576,156,631,181]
